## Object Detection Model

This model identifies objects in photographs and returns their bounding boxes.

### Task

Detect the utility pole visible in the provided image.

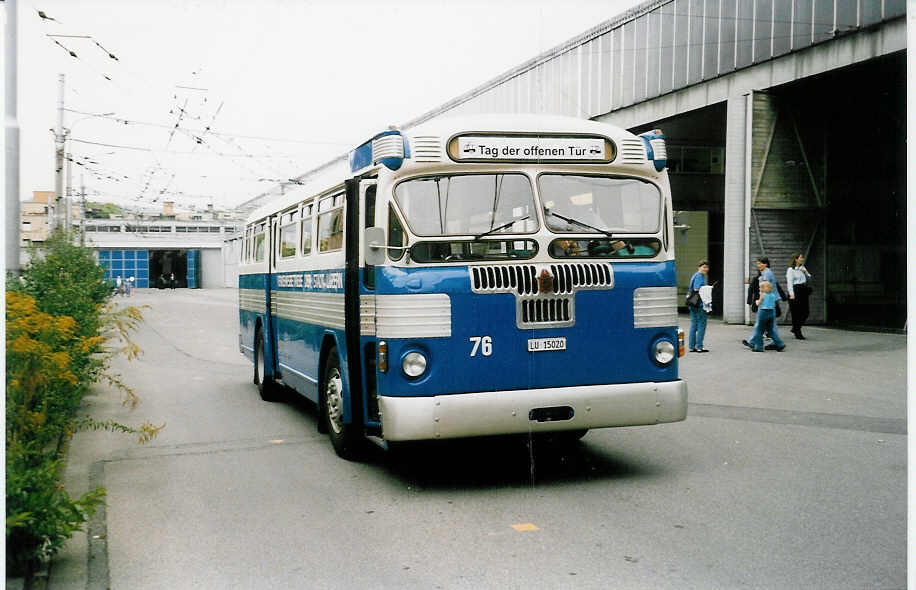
[79,175,86,245]
[65,146,72,235]
[53,73,65,231]
[5,0,21,274]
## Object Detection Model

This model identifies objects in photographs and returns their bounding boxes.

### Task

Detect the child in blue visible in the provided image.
[745,280,785,352]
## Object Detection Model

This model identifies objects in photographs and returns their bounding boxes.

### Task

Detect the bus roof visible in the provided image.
[244,114,647,225]
[244,159,348,225]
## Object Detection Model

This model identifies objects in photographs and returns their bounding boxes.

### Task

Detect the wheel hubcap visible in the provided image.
[325,368,344,434]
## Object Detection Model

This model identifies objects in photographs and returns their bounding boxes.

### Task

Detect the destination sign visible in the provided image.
[451,136,611,162]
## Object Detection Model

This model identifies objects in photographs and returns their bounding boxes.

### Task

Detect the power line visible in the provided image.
[62,108,351,145]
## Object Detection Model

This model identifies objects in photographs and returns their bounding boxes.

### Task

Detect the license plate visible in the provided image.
[527,337,567,352]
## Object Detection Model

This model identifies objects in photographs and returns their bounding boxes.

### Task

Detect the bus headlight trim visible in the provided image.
[653,340,675,365]
[402,352,427,378]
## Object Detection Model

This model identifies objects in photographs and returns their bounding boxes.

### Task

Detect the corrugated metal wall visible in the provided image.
[748,93,826,324]
[420,0,904,122]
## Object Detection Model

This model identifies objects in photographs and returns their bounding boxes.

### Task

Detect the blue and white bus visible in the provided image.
[239,114,687,459]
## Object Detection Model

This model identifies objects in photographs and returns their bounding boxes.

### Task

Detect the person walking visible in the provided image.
[755,256,785,344]
[686,259,710,353]
[115,275,124,297]
[786,253,812,339]
[743,280,785,352]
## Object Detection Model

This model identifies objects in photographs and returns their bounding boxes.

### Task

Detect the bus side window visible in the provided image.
[254,229,266,263]
[318,195,344,252]
[388,204,406,261]
[301,203,313,255]
[279,209,299,259]
[663,205,669,252]
[364,186,377,289]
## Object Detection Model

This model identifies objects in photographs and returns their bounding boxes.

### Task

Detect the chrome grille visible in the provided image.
[619,139,647,165]
[633,286,678,328]
[469,263,614,329]
[471,262,614,295]
[520,297,572,324]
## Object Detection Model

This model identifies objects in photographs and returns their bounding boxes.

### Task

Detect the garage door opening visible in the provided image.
[149,250,188,288]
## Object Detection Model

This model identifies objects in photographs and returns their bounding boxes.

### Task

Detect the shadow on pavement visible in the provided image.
[375,434,662,490]
[274,383,667,490]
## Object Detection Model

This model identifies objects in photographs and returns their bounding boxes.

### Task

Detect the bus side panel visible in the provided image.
[274,313,322,403]
[239,272,268,363]
[270,269,347,405]
[374,261,678,398]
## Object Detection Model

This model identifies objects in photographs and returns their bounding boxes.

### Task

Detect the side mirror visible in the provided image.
[364,227,386,266]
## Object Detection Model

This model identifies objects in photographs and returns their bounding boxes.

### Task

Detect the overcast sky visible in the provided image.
[17,0,644,212]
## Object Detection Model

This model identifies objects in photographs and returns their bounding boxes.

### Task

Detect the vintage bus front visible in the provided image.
[364,115,687,442]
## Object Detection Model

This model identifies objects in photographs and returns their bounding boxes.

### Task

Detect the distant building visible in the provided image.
[20,191,54,246]
[20,195,242,288]
[83,200,242,288]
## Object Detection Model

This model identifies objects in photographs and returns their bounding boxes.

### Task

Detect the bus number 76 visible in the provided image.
[469,336,492,357]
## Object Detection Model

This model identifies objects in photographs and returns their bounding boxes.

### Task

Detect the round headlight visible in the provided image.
[654,340,675,364]
[402,352,427,377]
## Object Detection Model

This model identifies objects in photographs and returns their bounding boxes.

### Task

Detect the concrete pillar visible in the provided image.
[722,94,750,324]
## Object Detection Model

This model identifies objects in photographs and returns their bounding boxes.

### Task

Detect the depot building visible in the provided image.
[83,218,240,289]
[241,0,904,330]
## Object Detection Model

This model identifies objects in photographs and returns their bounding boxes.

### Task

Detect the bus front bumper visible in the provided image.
[378,380,687,441]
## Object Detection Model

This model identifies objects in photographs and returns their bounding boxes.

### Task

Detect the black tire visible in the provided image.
[254,328,281,402]
[321,347,363,460]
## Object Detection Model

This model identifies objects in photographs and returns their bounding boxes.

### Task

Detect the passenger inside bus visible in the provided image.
[549,238,661,258]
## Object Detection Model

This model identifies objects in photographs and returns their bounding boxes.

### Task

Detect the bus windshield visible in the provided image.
[394,173,538,237]
[539,174,661,234]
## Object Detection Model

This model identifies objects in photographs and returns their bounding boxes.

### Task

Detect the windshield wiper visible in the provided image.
[545,210,614,238]
[474,215,529,240]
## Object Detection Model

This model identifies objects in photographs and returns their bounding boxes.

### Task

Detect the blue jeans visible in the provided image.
[748,309,785,351]
[688,306,707,349]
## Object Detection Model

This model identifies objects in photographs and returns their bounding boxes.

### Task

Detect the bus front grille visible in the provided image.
[471,262,613,296]
[520,296,573,325]
[470,263,614,329]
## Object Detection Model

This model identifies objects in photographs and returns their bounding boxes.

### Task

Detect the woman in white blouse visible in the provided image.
[786,253,812,339]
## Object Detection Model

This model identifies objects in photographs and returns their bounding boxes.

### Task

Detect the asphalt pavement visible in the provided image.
[17,288,908,590]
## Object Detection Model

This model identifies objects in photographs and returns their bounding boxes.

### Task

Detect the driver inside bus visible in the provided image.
[551,238,628,257]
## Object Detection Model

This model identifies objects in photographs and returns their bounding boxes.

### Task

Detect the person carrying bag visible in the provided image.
[686,260,711,353]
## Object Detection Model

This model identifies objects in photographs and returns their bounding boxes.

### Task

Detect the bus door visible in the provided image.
[264,214,279,382]
[344,178,376,435]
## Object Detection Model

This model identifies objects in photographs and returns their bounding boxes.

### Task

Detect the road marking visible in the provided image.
[511,523,539,532]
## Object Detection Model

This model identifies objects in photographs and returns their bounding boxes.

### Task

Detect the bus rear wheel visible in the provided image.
[321,347,363,460]
[254,328,281,402]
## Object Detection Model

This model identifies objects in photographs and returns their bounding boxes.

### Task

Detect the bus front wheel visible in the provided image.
[321,347,363,460]
[254,328,281,402]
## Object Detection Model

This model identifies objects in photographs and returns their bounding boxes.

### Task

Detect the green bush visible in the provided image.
[6,232,160,576]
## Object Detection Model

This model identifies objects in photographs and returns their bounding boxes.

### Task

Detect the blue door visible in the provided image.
[187,250,201,288]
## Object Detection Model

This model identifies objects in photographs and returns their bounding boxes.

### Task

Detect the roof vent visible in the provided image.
[411,136,442,163]
[619,139,647,165]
